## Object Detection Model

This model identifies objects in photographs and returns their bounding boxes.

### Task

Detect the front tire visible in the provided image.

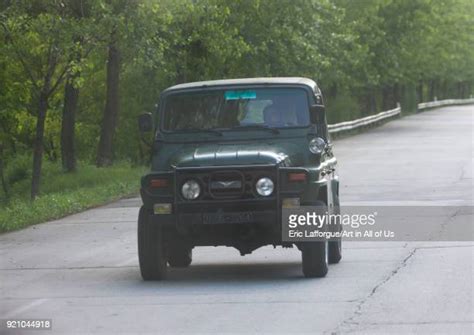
[328,195,342,264]
[168,247,192,268]
[328,239,342,264]
[301,241,328,278]
[138,206,167,280]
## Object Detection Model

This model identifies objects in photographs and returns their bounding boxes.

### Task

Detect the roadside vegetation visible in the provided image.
[0,0,473,231]
[0,158,145,232]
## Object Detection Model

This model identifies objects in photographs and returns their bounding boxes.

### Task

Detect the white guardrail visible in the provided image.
[328,98,474,135]
[417,98,474,110]
[328,106,401,135]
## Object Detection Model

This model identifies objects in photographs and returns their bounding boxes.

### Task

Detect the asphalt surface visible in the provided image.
[1,105,473,334]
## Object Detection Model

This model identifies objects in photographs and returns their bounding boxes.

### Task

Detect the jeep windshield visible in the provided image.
[162,87,310,132]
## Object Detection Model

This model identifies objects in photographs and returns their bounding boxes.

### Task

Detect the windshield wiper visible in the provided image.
[175,128,223,136]
[230,124,280,134]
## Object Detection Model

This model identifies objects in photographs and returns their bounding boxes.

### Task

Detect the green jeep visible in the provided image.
[137,77,341,280]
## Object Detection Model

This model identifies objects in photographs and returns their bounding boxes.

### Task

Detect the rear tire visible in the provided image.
[328,195,342,264]
[138,206,167,280]
[301,241,328,278]
[168,247,192,268]
[328,239,342,264]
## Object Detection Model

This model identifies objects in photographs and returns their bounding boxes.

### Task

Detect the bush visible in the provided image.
[5,154,31,186]
[326,92,361,124]
[0,162,146,232]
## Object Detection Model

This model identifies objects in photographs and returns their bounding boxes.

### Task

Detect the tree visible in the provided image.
[1,0,473,195]
[61,0,93,172]
[95,0,135,167]
[1,1,81,199]
[95,0,172,166]
[96,28,120,167]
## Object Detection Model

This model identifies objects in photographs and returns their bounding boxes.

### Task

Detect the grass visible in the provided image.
[0,161,147,233]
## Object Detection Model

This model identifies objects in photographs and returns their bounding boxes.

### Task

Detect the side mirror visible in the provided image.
[137,113,153,133]
[310,104,325,124]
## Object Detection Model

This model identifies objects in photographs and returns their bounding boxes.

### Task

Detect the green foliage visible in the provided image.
[5,154,31,186]
[0,162,145,232]
[325,90,361,124]
[0,0,473,224]
[2,0,472,165]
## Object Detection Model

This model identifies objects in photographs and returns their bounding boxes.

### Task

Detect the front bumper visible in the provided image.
[140,165,326,226]
[151,210,277,226]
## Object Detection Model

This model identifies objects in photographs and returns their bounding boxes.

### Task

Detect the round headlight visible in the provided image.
[181,180,201,200]
[256,177,274,196]
[309,137,326,154]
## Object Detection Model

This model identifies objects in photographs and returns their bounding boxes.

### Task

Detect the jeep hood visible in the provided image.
[157,140,308,169]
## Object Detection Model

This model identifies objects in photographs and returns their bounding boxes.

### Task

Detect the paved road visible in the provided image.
[1,105,473,334]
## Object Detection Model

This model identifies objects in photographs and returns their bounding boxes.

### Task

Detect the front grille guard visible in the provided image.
[141,165,311,226]
[174,164,279,224]
[174,164,279,203]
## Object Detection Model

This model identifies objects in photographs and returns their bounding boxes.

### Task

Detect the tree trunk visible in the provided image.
[441,80,448,100]
[61,75,79,172]
[457,81,463,98]
[417,81,423,103]
[31,92,48,200]
[369,89,377,114]
[0,144,8,199]
[328,84,338,100]
[59,0,86,172]
[96,36,120,167]
[360,92,371,116]
[428,80,435,101]
[382,86,392,110]
[393,84,400,106]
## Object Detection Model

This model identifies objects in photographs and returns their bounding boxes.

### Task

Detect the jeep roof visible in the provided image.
[163,77,320,93]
